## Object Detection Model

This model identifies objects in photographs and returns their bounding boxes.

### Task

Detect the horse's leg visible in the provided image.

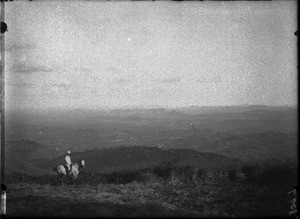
[72,175,75,185]
[59,175,64,186]
[71,175,76,186]
[56,174,61,181]
[60,175,64,186]
[55,175,58,186]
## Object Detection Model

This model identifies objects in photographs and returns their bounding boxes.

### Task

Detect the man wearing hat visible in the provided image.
[65,151,72,174]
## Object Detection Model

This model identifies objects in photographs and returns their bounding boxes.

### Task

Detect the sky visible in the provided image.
[4,1,297,110]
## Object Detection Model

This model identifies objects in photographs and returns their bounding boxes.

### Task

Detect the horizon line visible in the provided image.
[5,104,297,112]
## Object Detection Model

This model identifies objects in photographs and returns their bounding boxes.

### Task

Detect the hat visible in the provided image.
[67,151,71,154]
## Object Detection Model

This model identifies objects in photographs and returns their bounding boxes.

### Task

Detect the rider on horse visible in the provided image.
[52,153,85,181]
[65,151,72,174]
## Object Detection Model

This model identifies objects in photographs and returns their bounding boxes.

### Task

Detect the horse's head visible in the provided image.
[80,160,85,168]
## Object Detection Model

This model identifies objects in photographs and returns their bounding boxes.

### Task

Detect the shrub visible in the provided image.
[241,159,297,185]
[228,168,237,182]
[6,159,296,187]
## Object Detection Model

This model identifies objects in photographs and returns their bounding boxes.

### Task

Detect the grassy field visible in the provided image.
[6,159,297,217]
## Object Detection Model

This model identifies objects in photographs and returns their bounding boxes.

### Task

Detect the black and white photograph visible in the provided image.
[0,0,298,217]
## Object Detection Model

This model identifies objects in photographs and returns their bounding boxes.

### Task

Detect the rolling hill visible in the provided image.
[5,139,60,174]
[5,138,240,175]
[40,146,239,174]
[4,105,296,175]
[158,131,297,161]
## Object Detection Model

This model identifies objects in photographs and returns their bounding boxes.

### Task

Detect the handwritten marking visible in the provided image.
[288,188,297,215]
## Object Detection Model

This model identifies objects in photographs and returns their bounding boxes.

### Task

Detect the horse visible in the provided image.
[52,160,85,182]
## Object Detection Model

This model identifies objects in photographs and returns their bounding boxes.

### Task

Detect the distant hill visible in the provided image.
[4,105,296,174]
[5,133,296,176]
[6,139,59,161]
[160,131,297,161]
[175,105,296,115]
[4,138,239,175]
[6,105,296,127]
[5,139,60,174]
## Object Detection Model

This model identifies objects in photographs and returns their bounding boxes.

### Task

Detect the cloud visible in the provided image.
[159,77,182,84]
[81,67,93,72]
[6,42,36,52]
[51,82,72,90]
[5,82,36,88]
[74,67,93,73]
[196,74,222,83]
[115,78,132,84]
[5,42,51,74]
[6,81,72,90]
[11,63,54,74]
[105,66,121,75]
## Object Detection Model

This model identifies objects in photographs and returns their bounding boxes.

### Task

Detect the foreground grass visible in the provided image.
[6,159,297,217]
[8,182,200,217]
